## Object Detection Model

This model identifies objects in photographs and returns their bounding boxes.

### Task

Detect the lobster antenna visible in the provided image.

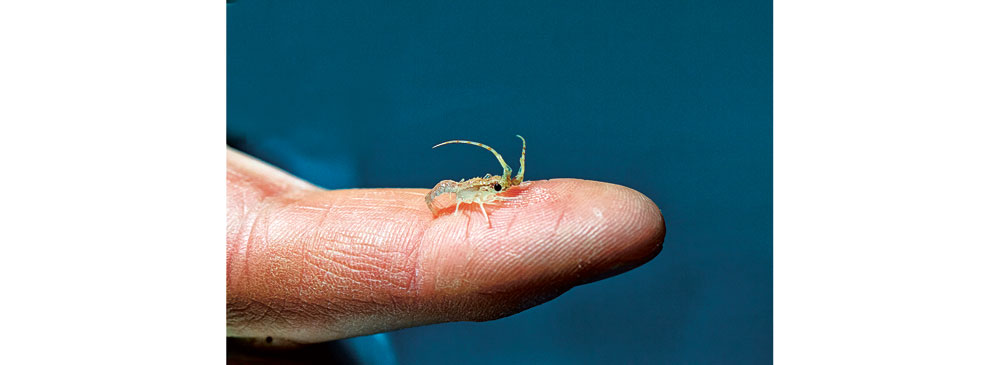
[513,135,525,185]
[433,139,512,180]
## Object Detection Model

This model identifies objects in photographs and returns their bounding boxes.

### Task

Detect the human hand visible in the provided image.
[227,147,664,345]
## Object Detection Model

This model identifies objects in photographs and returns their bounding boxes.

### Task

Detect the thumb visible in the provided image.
[226,148,664,344]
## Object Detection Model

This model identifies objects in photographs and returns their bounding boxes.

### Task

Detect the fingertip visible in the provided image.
[536,178,664,285]
[419,179,665,317]
[573,180,665,284]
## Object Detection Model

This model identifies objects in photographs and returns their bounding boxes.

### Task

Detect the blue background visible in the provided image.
[228,0,771,363]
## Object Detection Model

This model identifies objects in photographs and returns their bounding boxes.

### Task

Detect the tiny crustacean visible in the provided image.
[425,135,526,226]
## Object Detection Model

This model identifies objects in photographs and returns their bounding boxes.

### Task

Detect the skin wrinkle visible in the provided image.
[298,203,331,300]
[249,197,303,294]
[229,298,275,331]
[327,250,382,291]
[240,195,261,287]
[228,184,256,288]
[291,193,428,313]
[252,197,280,289]
[402,220,427,299]
[227,149,664,343]
[229,186,317,336]
[341,217,415,291]
[388,224,422,294]
[310,249,378,299]
[227,301,258,332]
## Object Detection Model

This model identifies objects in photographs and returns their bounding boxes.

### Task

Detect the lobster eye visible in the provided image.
[493,183,503,191]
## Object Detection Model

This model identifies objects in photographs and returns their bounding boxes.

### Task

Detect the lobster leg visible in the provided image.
[479,202,491,226]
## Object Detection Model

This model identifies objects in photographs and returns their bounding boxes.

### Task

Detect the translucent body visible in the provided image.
[425,135,526,225]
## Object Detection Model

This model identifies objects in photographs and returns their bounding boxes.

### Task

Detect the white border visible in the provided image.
[1,1,224,363]
[776,1,1000,363]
